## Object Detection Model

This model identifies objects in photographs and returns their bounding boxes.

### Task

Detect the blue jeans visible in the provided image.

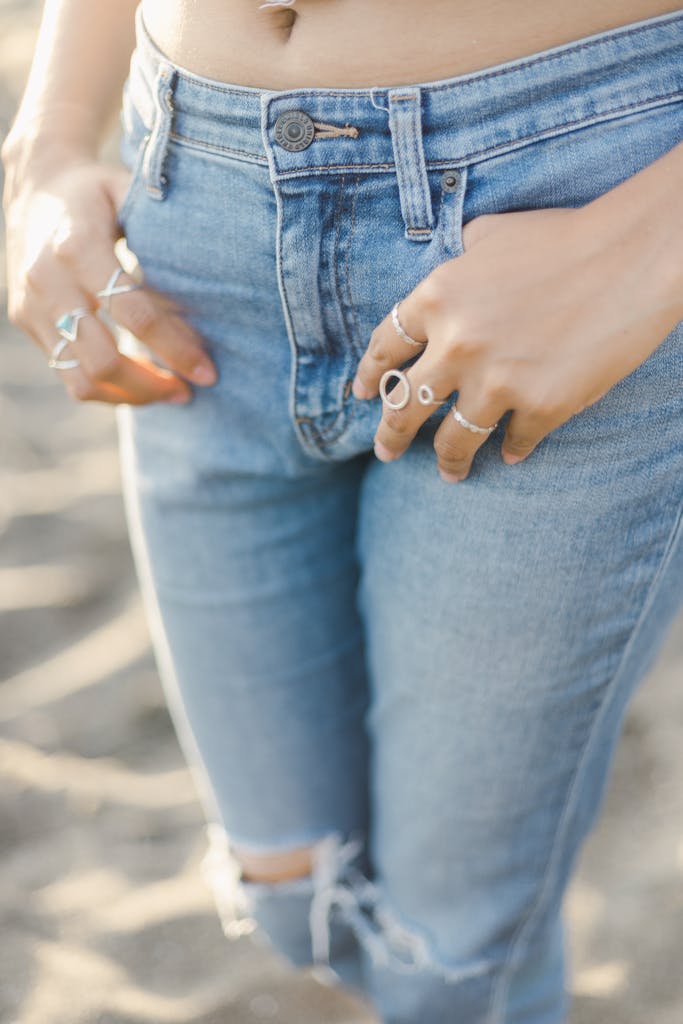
[114,7,683,1022]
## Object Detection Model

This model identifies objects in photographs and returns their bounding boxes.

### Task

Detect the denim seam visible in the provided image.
[333,171,363,384]
[488,496,683,1024]
[169,130,269,165]
[269,90,683,178]
[164,85,682,177]
[343,174,364,357]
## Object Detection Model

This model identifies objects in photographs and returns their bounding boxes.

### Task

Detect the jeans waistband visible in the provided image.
[126,3,683,177]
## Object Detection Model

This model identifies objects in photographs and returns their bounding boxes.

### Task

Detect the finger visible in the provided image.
[34,317,141,404]
[40,280,193,404]
[38,317,191,405]
[500,407,555,464]
[373,353,456,461]
[51,225,217,386]
[432,390,504,481]
[352,291,429,399]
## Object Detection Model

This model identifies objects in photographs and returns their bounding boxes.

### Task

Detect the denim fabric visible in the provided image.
[114,6,683,1022]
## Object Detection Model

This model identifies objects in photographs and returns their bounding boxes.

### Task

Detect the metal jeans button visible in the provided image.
[274,110,316,151]
[440,169,461,192]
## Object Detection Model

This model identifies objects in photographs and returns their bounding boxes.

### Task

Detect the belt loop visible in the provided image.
[387,87,434,242]
[143,62,177,200]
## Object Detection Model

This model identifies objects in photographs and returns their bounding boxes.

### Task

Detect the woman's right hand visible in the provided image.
[2,148,218,405]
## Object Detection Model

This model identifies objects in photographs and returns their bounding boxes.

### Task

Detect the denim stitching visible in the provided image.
[166,86,682,175]
[272,90,683,176]
[169,131,268,164]
[488,497,683,1023]
[437,185,446,254]
[344,174,363,356]
[411,93,434,232]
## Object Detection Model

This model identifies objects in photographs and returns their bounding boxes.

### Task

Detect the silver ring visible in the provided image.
[417,383,446,406]
[96,266,142,315]
[54,306,92,343]
[391,302,426,349]
[379,368,411,410]
[451,403,498,435]
[48,336,81,370]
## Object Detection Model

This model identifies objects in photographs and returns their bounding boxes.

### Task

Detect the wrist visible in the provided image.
[2,130,97,209]
[580,140,683,324]
[2,99,102,168]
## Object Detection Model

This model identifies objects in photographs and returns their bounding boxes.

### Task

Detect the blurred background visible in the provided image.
[1,3,682,1022]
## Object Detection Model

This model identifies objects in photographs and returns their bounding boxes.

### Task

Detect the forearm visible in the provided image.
[2,0,139,177]
[582,136,683,323]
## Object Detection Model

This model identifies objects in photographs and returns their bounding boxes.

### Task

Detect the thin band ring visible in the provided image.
[451,403,498,435]
[379,368,411,410]
[391,302,426,349]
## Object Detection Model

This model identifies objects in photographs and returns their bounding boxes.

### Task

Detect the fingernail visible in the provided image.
[374,440,398,462]
[190,363,217,385]
[438,468,465,482]
[502,453,524,464]
[166,391,191,404]
[352,377,371,400]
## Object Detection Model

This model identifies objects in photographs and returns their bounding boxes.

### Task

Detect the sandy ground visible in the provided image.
[1,5,682,1022]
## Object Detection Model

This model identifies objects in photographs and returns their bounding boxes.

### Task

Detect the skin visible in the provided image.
[3,0,683,881]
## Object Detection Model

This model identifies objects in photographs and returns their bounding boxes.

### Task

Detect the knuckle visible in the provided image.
[7,297,28,329]
[524,390,558,422]
[52,222,92,266]
[417,274,445,315]
[124,294,160,339]
[446,329,479,360]
[382,408,412,436]
[481,365,512,405]
[434,435,468,469]
[367,332,389,364]
[24,252,53,295]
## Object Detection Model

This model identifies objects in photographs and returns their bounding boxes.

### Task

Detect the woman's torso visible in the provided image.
[141,0,683,88]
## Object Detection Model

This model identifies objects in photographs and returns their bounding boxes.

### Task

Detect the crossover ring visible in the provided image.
[379,368,411,410]
[391,302,426,349]
[96,266,143,315]
[451,403,498,435]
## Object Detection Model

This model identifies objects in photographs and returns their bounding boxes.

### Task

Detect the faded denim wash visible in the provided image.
[114,6,683,1022]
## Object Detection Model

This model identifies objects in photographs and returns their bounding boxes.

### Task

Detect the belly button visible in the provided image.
[262,6,298,35]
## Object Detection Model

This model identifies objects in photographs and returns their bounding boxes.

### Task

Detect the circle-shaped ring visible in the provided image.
[451,404,498,435]
[48,336,81,370]
[379,368,411,410]
[391,302,426,349]
[417,383,446,407]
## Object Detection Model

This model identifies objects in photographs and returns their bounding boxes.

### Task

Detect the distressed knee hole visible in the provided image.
[201,825,493,985]
[232,841,315,882]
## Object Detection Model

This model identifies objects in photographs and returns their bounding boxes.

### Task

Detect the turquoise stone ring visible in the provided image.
[55,306,92,342]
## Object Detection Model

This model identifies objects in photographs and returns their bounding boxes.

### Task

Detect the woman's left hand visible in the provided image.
[352,200,680,482]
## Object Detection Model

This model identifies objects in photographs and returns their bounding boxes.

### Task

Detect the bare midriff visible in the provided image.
[141,0,682,90]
